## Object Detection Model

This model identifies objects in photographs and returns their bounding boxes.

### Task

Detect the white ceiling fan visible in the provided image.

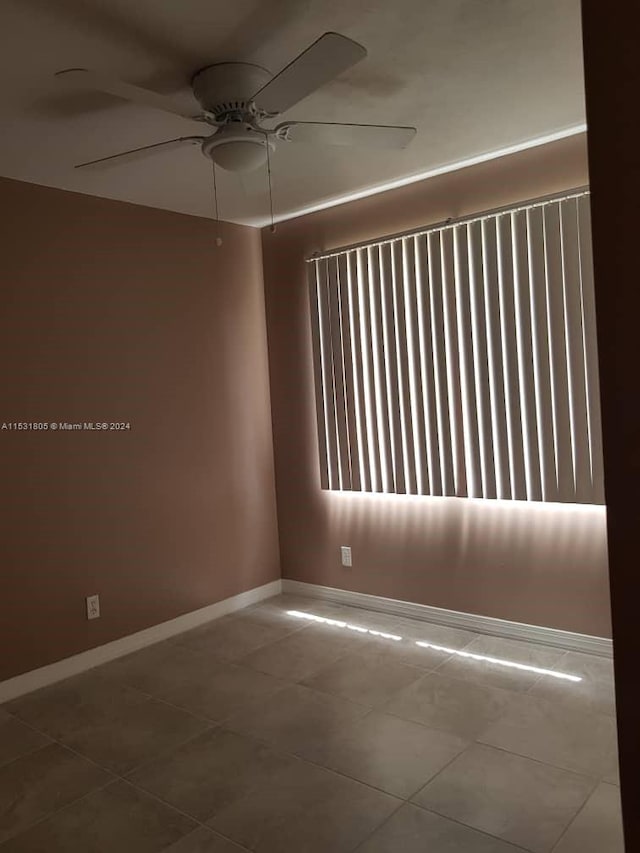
[56,32,417,174]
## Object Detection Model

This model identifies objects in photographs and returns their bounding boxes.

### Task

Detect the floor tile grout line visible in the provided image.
[403,739,606,848]
[155,608,531,698]
[0,715,125,779]
[0,775,116,849]
[6,701,408,838]
[548,776,607,853]
[152,676,370,733]
[5,659,288,740]
[170,615,311,661]
[149,683,291,729]
[242,678,373,713]
[6,665,405,788]
[0,734,55,772]
[418,659,581,695]
[211,722,410,804]
[374,699,501,740]
[472,736,616,781]
[118,721,220,778]
[106,647,296,712]
[0,721,121,779]
[378,659,571,703]
[0,713,252,850]
[168,828,253,853]
[110,695,466,805]
[406,802,536,853]
[119,779,255,853]
[0,770,253,853]
[4,697,223,780]
[3,688,219,756]
[296,651,440,684]
[404,739,478,798]
[244,648,355,683]
[387,666,620,724]
[349,799,407,853]
[524,671,548,693]
[214,702,607,831]
[114,682,475,801]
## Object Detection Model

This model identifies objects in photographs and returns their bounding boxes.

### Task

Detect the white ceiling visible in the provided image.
[0,0,586,226]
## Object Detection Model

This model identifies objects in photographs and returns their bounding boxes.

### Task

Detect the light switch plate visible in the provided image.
[341,546,352,567]
[86,594,100,620]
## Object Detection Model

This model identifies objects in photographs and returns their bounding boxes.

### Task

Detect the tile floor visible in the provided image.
[0,594,624,852]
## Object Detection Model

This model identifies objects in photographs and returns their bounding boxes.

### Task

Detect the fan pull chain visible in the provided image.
[211,162,222,247]
[265,135,276,234]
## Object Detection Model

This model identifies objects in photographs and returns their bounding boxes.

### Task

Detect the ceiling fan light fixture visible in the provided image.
[201,125,274,172]
[211,140,267,172]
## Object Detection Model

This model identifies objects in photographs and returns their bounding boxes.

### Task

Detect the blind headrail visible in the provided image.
[305,186,590,263]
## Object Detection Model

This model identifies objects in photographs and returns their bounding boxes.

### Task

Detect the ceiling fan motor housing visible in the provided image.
[191,62,271,117]
[192,62,275,172]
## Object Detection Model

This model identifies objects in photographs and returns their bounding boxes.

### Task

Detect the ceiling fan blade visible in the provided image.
[252,32,367,115]
[75,136,205,171]
[56,69,204,123]
[276,121,417,149]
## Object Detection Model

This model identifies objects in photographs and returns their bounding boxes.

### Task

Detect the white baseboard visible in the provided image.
[282,580,613,657]
[0,579,282,703]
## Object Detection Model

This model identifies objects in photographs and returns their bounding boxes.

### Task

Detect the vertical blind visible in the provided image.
[308,191,604,504]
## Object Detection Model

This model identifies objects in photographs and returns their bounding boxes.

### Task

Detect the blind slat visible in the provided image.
[481,218,510,500]
[512,211,541,500]
[468,221,496,499]
[413,237,439,495]
[560,200,592,502]
[315,259,340,489]
[391,241,416,493]
[577,197,605,504]
[355,249,381,491]
[346,251,371,491]
[327,255,352,489]
[528,207,558,502]
[308,263,330,489]
[368,246,394,492]
[497,215,527,500]
[427,233,455,495]
[337,253,362,491]
[453,225,482,497]
[544,204,574,502]
[403,238,430,494]
[440,230,467,496]
[379,244,404,492]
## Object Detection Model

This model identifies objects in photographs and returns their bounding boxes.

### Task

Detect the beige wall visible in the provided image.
[262,132,612,637]
[0,177,280,681]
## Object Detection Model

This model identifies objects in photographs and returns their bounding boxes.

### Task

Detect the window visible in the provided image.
[308,191,603,504]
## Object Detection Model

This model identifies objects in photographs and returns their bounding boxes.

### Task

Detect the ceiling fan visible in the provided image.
[55,32,417,174]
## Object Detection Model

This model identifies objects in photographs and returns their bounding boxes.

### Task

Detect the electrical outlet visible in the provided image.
[340,545,352,567]
[86,594,100,620]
